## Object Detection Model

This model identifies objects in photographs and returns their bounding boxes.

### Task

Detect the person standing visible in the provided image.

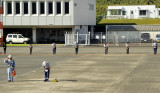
[29,42,33,54]
[74,42,79,54]
[104,42,109,54]
[42,61,50,82]
[52,43,56,54]
[3,42,7,54]
[4,55,15,82]
[126,42,129,54]
[153,41,158,54]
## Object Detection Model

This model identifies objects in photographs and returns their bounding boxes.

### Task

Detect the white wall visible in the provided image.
[73,0,96,25]
[156,8,160,18]
[3,0,73,26]
[3,0,96,26]
[108,5,157,19]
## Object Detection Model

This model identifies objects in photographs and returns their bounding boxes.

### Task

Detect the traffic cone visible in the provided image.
[12,70,16,76]
[53,78,59,82]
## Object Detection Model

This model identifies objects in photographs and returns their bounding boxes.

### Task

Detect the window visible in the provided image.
[7,2,12,14]
[57,31,64,36]
[48,2,53,14]
[56,2,61,14]
[8,35,12,38]
[111,10,121,15]
[24,2,28,14]
[19,35,23,38]
[16,2,20,14]
[122,11,126,15]
[40,2,45,14]
[139,10,146,16]
[32,2,36,14]
[13,35,17,38]
[65,2,69,14]
[89,4,94,10]
[131,11,134,14]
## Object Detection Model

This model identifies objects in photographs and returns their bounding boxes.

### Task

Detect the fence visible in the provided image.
[94,31,160,46]
[65,32,90,45]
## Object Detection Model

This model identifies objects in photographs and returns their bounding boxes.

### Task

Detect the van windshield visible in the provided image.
[156,34,160,38]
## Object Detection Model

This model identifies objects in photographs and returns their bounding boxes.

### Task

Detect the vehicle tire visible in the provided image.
[9,41,12,44]
[24,41,27,44]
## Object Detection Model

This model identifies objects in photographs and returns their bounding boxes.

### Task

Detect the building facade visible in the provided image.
[107,5,160,19]
[2,0,96,43]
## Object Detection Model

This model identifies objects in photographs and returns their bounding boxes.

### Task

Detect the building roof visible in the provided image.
[107,25,160,31]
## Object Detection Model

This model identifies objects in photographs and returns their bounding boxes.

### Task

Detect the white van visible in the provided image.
[6,34,30,44]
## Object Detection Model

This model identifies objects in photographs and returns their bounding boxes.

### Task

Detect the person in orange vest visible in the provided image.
[4,55,15,82]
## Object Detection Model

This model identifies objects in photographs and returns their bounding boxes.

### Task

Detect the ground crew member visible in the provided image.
[4,55,15,82]
[29,42,33,54]
[52,43,56,54]
[126,42,129,54]
[3,42,7,54]
[104,42,109,54]
[74,42,79,54]
[42,61,50,82]
[153,41,158,54]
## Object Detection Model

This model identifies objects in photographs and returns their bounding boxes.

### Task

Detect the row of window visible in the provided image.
[110,10,147,16]
[3,1,70,15]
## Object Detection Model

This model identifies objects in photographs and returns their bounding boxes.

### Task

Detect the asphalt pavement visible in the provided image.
[0,45,160,93]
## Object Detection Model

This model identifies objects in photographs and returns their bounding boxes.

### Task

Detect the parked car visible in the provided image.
[141,33,152,43]
[6,34,30,44]
[90,39,101,44]
[156,34,160,42]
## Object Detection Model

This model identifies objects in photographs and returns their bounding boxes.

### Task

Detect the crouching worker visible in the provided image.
[42,61,50,82]
[4,55,15,82]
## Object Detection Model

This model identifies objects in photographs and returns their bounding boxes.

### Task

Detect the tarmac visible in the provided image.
[0,45,160,93]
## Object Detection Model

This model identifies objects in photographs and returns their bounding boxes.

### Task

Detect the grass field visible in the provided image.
[6,44,34,46]
[99,19,160,25]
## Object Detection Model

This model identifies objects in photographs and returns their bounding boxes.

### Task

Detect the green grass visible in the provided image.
[99,19,160,25]
[7,44,35,46]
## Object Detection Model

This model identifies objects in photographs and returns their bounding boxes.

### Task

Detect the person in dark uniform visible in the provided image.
[3,42,7,54]
[153,41,158,54]
[74,42,79,54]
[52,43,56,54]
[104,42,109,54]
[28,42,33,54]
[126,42,129,54]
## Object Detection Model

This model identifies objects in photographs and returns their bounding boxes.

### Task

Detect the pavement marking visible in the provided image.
[0,53,160,56]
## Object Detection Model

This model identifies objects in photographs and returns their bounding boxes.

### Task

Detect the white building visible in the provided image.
[107,5,160,19]
[2,0,96,43]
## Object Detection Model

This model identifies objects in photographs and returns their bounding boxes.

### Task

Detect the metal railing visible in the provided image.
[65,32,90,45]
[94,31,160,46]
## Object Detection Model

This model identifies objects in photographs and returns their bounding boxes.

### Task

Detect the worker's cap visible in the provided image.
[43,61,47,64]
[8,55,12,58]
